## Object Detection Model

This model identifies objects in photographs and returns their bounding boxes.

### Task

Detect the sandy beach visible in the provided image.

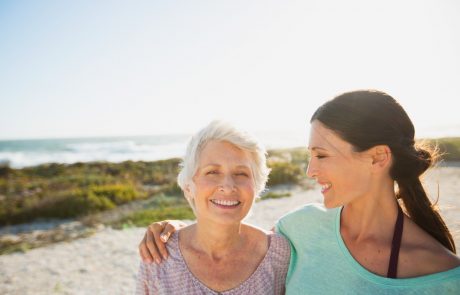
[0,165,459,295]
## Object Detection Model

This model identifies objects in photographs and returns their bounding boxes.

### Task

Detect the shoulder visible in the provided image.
[164,230,181,255]
[241,224,290,261]
[136,232,192,294]
[275,203,337,233]
[137,231,186,280]
[268,232,291,262]
[241,223,271,244]
[416,248,460,275]
[400,218,460,277]
[241,222,268,239]
[241,223,271,254]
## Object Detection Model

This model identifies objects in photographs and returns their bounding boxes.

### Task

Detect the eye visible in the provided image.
[235,172,249,177]
[315,155,327,159]
[206,170,219,175]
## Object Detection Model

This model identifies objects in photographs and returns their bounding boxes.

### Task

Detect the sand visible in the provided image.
[0,165,459,294]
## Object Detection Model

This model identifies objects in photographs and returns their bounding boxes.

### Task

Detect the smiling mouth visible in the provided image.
[210,199,241,208]
[321,183,331,193]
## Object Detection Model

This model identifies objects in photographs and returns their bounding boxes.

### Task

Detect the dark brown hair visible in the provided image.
[311,89,456,253]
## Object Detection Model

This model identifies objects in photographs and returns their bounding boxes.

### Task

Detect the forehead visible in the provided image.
[308,121,353,153]
[198,140,252,166]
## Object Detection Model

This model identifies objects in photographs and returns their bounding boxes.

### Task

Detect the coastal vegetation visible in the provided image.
[436,137,460,162]
[0,147,309,227]
[1,138,459,228]
[0,138,459,254]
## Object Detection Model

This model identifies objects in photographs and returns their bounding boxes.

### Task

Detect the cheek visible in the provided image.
[195,177,218,189]
[193,179,217,199]
[345,168,371,192]
[232,174,252,185]
[236,177,253,186]
[239,181,256,198]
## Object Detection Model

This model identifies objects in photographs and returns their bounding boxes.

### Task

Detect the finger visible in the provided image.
[171,220,187,230]
[151,221,170,260]
[160,222,176,242]
[156,223,175,259]
[138,235,153,263]
[146,227,163,264]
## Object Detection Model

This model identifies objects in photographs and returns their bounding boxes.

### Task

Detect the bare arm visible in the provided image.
[138,220,187,264]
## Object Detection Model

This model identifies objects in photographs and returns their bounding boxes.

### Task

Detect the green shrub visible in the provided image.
[0,163,11,177]
[435,138,460,162]
[288,148,309,165]
[32,189,117,219]
[86,191,116,212]
[0,178,7,193]
[89,184,140,204]
[159,183,182,197]
[259,191,292,201]
[40,189,91,218]
[267,162,303,186]
[116,206,194,227]
[24,163,67,178]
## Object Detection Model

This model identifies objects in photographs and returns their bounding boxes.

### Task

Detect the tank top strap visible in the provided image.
[387,205,404,278]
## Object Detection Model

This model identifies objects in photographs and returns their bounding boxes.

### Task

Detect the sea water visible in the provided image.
[0,131,305,168]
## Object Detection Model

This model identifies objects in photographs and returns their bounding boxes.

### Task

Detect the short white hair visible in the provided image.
[177,120,270,211]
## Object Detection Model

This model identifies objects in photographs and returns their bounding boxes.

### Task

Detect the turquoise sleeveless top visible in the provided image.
[275,203,460,294]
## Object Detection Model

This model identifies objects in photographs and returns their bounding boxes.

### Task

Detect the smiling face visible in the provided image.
[189,140,256,225]
[307,120,374,208]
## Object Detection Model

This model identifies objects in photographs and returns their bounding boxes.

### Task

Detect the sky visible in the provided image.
[1,0,459,140]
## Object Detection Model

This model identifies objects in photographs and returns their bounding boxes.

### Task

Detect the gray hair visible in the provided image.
[177,120,270,211]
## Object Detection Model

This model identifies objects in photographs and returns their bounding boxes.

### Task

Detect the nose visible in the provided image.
[306,158,317,179]
[219,175,236,193]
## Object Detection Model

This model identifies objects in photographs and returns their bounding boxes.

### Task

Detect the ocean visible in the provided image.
[0,131,306,168]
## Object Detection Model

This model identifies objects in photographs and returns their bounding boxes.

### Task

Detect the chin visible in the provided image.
[209,213,245,225]
[212,219,243,227]
[323,198,340,209]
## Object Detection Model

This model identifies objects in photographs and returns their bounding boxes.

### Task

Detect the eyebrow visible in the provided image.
[308,147,328,152]
[203,164,251,169]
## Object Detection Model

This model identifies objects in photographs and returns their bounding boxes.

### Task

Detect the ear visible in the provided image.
[370,145,392,171]
[184,183,195,201]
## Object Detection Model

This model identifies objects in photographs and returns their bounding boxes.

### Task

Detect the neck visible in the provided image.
[341,178,400,243]
[189,218,245,260]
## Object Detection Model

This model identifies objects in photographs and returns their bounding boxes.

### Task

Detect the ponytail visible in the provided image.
[392,145,456,253]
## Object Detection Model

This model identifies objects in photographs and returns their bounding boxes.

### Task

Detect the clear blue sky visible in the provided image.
[1,0,459,140]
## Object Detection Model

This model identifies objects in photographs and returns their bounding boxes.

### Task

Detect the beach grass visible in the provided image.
[435,137,460,162]
[113,206,194,228]
[0,151,307,226]
[1,140,460,255]
[259,191,292,201]
[1,138,459,228]
[0,159,181,226]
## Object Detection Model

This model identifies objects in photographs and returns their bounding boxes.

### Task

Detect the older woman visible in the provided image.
[135,121,290,294]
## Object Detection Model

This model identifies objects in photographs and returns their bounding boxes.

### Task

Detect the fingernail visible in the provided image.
[146,258,152,263]
[160,234,168,242]
[155,258,161,264]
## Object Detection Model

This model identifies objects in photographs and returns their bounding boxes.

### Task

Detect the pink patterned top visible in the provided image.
[135,231,290,295]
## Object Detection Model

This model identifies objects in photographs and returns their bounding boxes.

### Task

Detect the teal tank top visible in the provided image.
[275,203,460,294]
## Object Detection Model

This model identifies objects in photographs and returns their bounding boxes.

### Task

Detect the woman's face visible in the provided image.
[190,140,256,225]
[306,120,374,208]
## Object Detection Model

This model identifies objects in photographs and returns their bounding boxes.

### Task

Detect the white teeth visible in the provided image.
[211,199,240,206]
[321,183,331,190]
